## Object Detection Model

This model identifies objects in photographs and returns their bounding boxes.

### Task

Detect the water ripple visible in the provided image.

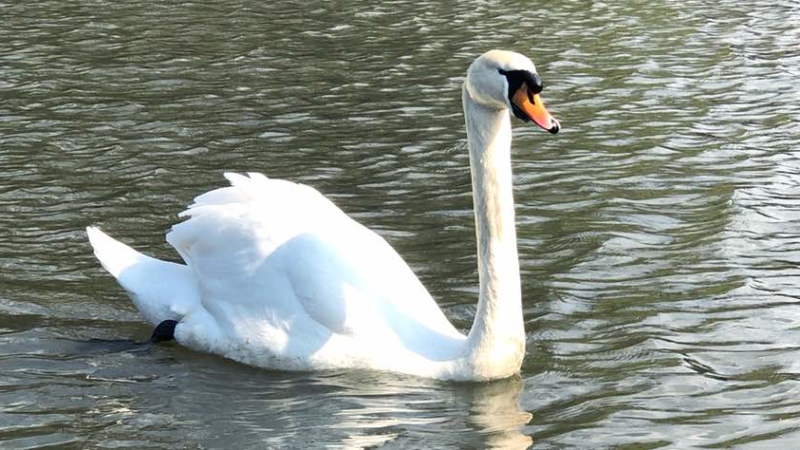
[2,0,800,447]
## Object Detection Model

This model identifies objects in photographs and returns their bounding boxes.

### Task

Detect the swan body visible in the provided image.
[88,50,559,381]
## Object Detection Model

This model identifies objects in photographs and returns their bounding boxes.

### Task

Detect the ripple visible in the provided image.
[2,0,800,447]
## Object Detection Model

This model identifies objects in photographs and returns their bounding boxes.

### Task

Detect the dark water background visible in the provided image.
[2,0,800,448]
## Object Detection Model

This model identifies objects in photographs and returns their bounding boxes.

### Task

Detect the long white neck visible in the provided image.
[462,86,525,377]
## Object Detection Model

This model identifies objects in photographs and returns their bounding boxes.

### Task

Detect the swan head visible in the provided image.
[465,50,560,134]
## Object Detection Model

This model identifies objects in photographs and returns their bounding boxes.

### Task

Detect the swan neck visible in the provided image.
[462,86,525,376]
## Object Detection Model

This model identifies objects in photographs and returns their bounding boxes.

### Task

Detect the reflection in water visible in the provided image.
[0,326,533,448]
[465,377,533,449]
[136,355,534,449]
[281,373,533,450]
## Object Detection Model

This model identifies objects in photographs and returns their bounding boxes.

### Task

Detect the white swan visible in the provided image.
[87,50,560,381]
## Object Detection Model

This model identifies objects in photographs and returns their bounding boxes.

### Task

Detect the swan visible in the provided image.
[87,50,560,381]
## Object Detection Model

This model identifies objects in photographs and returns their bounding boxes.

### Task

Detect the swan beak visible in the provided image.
[512,87,560,134]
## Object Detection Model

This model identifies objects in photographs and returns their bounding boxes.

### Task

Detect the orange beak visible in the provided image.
[512,85,560,134]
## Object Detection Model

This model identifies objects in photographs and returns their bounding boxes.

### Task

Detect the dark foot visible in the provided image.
[150,320,178,343]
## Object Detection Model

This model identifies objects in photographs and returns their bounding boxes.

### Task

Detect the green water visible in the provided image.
[2,0,800,448]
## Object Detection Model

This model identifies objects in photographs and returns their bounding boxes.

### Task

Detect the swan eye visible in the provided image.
[498,69,544,99]
[499,69,544,122]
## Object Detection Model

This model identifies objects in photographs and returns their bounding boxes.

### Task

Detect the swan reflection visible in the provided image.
[162,364,534,449]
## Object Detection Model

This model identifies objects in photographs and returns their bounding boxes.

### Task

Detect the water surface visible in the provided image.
[2,0,800,448]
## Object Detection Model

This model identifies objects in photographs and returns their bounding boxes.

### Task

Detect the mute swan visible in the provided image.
[87,50,560,381]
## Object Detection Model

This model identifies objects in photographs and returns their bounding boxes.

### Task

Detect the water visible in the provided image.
[2,0,800,448]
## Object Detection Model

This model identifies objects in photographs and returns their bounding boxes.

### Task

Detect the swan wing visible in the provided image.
[165,173,462,346]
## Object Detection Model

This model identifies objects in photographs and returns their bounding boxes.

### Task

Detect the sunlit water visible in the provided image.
[2,0,800,448]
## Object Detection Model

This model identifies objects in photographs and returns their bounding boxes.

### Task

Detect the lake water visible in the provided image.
[2,0,800,448]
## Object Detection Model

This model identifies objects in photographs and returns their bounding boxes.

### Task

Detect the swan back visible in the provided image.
[164,173,466,373]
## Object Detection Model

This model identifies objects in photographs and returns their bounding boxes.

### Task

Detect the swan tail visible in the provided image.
[86,227,200,327]
[86,226,147,279]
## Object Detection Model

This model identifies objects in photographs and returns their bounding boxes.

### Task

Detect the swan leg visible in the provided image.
[150,320,178,343]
